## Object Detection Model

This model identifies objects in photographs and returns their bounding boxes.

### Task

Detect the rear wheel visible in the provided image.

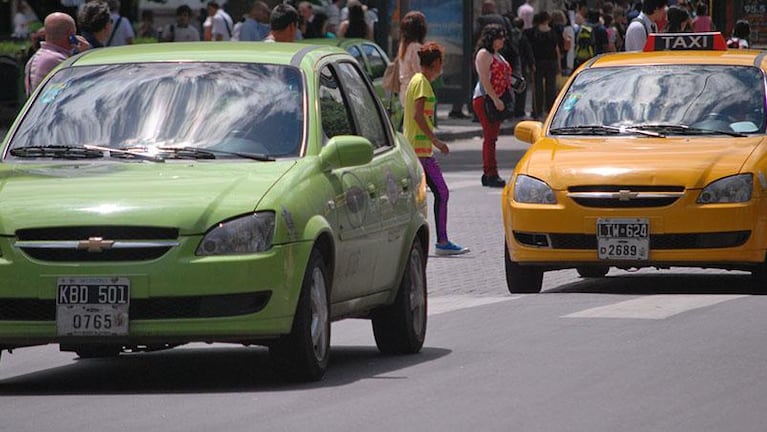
[269,248,330,382]
[576,266,610,278]
[372,240,427,354]
[504,242,543,293]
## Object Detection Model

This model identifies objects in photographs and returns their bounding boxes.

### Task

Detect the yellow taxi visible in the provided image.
[503,32,767,293]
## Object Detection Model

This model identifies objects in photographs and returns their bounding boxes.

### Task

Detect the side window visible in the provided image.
[335,62,389,149]
[319,65,354,140]
[346,46,366,74]
[362,44,387,79]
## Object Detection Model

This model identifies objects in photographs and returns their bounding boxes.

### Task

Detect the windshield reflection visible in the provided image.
[9,63,304,159]
[550,65,766,134]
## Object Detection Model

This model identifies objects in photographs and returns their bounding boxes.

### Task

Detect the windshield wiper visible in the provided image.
[549,125,663,137]
[630,123,747,138]
[156,146,275,162]
[83,144,165,163]
[9,145,105,159]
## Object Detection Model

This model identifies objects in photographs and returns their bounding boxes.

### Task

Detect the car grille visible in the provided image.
[567,185,685,208]
[515,231,750,249]
[14,226,180,262]
[0,292,271,321]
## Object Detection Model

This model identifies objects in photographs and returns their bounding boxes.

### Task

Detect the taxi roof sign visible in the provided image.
[643,32,728,52]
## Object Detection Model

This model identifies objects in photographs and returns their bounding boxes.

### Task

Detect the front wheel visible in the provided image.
[504,242,543,293]
[576,266,610,278]
[372,240,427,354]
[269,248,331,382]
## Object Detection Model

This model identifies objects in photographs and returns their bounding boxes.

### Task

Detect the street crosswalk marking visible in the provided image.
[428,295,521,316]
[562,294,747,320]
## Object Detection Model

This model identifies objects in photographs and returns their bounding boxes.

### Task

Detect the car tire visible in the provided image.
[372,240,427,355]
[576,266,610,278]
[504,242,543,293]
[269,248,330,382]
[73,345,122,359]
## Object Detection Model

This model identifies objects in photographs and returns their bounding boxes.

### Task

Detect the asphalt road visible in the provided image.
[1,135,767,431]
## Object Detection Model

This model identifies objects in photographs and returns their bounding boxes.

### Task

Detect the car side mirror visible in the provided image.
[514,120,543,144]
[319,135,374,170]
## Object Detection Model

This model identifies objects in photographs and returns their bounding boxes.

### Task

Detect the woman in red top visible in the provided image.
[473,23,512,188]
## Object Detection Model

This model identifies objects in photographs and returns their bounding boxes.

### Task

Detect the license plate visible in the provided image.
[597,218,649,260]
[56,277,130,336]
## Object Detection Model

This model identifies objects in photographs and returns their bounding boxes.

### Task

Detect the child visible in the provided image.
[403,41,469,256]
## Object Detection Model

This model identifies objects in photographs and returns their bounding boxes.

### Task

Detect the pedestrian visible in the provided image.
[325,0,342,35]
[206,1,233,41]
[298,1,326,38]
[137,9,156,38]
[403,41,469,256]
[517,0,535,30]
[663,5,692,33]
[692,3,715,33]
[237,0,270,42]
[511,16,534,119]
[106,0,134,46]
[264,4,299,43]
[458,0,510,121]
[473,23,512,188]
[337,0,372,40]
[161,5,200,42]
[624,0,666,52]
[78,1,112,49]
[396,11,427,107]
[728,20,751,49]
[572,9,607,70]
[526,11,560,120]
[24,12,90,96]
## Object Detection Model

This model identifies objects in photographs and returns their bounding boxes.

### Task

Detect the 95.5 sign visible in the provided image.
[56,277,130,336]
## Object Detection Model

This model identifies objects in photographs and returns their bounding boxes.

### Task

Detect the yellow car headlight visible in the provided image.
[514,175,557,204]
[697,174,753,204]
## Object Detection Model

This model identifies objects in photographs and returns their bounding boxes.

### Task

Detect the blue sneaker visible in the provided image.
[435,241,470,256]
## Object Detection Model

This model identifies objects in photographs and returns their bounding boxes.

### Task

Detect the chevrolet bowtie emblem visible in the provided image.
[615,190,639,201]
[77,237,115,253]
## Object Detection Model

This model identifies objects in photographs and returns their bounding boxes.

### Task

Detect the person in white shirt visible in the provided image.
[161,4,200,42]
[106,0,134,46]
[207,1,234,41]
[624,0,666,52]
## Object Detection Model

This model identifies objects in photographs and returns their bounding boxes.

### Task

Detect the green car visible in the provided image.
[306,38,404,129]
[0,42,429,381]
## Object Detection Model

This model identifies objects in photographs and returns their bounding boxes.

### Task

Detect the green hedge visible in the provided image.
[0,41,28,59]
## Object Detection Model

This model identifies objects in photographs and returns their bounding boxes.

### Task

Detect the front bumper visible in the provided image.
[502,187,767,269]
[0,236,312,346]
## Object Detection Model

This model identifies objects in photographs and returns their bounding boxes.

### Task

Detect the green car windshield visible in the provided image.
[8,62,304,158]
[550,65,767,135]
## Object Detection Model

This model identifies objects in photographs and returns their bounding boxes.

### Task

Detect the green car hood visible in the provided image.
[0,161,297,235]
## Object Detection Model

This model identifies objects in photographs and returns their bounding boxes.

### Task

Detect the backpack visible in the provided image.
[574,24,596,66]
[382,57,400,93]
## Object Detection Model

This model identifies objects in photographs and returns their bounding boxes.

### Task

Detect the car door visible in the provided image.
[318,62,380,302]
[333,61,413,294]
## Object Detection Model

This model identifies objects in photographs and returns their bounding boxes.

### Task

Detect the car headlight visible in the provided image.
[697,174,753,204]
[196,212,275,256]
[514,175,557,204]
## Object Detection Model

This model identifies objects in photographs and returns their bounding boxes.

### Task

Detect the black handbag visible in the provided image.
[483,88,514,123]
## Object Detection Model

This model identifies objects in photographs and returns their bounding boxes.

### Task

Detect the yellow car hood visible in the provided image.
[522,136,766,190]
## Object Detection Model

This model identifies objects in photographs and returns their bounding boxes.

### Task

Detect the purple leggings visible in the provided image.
[420,156,449,243]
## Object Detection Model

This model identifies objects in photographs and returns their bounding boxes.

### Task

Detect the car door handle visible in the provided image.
[367,183,377,198]
[401,178,410,191]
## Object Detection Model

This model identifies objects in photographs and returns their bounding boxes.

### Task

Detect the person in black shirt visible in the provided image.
[525,11,560,120]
